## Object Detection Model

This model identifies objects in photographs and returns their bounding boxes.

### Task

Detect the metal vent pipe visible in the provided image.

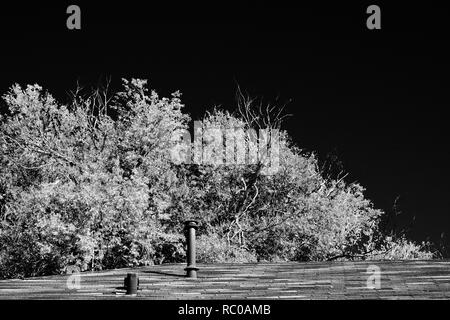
[184,220,199,278]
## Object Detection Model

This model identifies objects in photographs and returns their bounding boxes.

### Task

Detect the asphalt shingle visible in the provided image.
[0,260,449,299]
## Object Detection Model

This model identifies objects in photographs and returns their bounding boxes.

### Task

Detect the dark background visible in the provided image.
[0,2,449,253]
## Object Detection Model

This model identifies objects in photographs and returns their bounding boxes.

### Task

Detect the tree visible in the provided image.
[167,107,385,261]
[0,79,434,279]
[0,79,188,278]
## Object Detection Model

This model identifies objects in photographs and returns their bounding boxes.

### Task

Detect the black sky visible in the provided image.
[0,2,449,249]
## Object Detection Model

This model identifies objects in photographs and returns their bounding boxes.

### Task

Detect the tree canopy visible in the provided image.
[0,79,433,279]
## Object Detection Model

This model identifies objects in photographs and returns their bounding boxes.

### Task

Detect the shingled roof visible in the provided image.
[1,260,449,299]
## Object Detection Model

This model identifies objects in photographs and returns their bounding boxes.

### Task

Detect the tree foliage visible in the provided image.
[0,79,434,279]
